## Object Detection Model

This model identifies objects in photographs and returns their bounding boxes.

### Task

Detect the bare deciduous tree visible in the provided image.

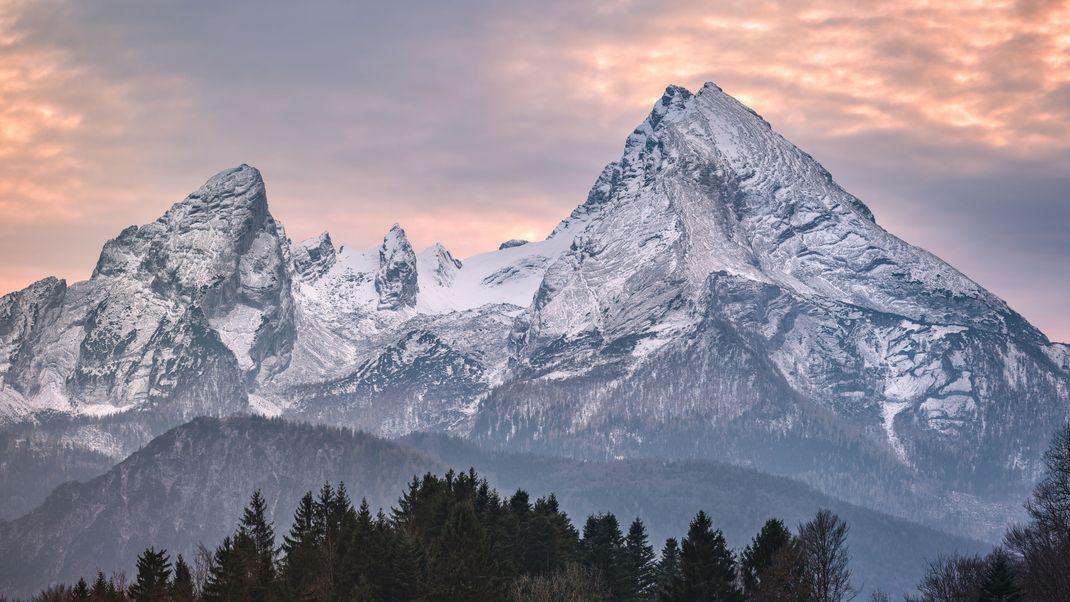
[29,584,72,602]
[906,554,986,602]
[798,509,856,602]
[193,543,214,598]
[511,563,609,602]
[1005,423,1070,601]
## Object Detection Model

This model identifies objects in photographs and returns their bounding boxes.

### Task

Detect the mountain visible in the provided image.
[0,166,292,422]
[479,84,1068,467]
[0,415,988,598]
[1,82,1067,539]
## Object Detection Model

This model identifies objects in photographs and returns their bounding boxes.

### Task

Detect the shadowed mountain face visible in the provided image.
[0,83,1067,541]
[0,416,988,598]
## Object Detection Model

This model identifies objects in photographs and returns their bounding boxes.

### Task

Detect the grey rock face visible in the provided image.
[0,277,67,400]
[374,224,419,310]
[292,231,336,282]
[0,165,294,421]
[291,329,486,436]
[422,243,462,287]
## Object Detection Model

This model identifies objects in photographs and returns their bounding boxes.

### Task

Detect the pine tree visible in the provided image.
[510,489,532,517]
[331,482,360,598]
[211,489,279,601]
[337,497,378,600]
[376,513,421,602]
[87,571,123,601]
[203,536,238,602]
[623,518,656,600]
[509,489,537,575]
[740,518,792,598]
[581,513,628,599]
[655,538,684,602]
[392,476,421,528]
[316,481,343,593]
[681,511,741,602]
[528,494,579,575]
[283,491,320,553]
[978,552,1022,602]
[349,498,376,573]
[424,499,500,600]
[90,572,111,599]
[240,489,277,585]
[280,490,321,598]
[170,554,195,602]
[72,577,90,601]
[128,547,172,602]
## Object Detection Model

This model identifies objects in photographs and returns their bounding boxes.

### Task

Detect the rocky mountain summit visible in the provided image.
[1,83,1067,534]
[0,166,292,422]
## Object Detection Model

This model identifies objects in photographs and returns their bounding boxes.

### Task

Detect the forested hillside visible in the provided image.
[0,417,992,597]
[11,420,1070,601]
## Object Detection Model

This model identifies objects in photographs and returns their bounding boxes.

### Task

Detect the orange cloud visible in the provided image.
[0,6,85,221]
[490,0,1070,155]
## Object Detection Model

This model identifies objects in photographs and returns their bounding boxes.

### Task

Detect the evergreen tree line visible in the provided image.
[10,423,1070,602]
[10,468,856,602]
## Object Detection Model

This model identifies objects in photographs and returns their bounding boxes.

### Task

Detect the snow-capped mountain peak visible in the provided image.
[375,224,419,310]
[530,82,1029,349]
[418,243,462,288]
[482,82,1067,487]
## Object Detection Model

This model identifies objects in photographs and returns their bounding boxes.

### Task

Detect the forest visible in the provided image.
[5,424,1069,602]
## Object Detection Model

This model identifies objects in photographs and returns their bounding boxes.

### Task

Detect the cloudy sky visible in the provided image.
[1,0,1068,341]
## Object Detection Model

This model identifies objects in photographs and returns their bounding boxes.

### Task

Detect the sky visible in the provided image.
[0,0,1067,341]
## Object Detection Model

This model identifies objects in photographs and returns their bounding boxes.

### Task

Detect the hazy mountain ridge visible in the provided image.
[0,415,989,597]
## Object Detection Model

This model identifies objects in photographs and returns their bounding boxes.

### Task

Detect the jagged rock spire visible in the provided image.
[375,224,419,310]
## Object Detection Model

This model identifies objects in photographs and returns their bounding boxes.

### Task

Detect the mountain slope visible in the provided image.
[0,416,987,598]
[474,84,1070,500]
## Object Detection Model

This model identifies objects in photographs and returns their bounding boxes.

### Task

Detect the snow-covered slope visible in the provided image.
[260,209,590,434]
[476,84,1070,495]
[513,84,1036,373]
[1,84,1067,525]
